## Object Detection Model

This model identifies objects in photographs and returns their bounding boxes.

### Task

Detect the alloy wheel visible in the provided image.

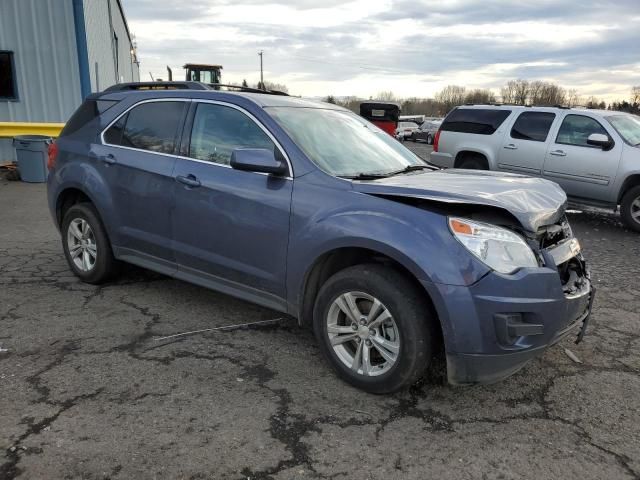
[67,218,97,272]
[326,291,400,377]
[631,196,640,225]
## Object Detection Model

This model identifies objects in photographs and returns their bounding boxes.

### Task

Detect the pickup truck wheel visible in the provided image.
[620,186,640,232]
[458,157,487,169]
[313,264,435,394]
[61,203,120,284]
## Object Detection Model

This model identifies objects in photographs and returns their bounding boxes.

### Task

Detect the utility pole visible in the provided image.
[258,50,264,90]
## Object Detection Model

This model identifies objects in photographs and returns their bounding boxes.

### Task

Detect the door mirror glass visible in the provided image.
[230,148,288,175]
[586,133,613,150]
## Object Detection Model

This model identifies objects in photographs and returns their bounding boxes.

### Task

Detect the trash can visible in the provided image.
[13,135,52,183]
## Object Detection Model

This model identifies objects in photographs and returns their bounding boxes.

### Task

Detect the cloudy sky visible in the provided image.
[124,0,640,101]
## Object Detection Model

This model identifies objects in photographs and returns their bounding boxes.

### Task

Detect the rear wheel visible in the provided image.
[427,134,433,145]
[61,203,120,284]
[457,154,488,170]
[620,186,640,232]
[313,264,435,394]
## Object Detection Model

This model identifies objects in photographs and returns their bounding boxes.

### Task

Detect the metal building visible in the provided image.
[0,0,140,161]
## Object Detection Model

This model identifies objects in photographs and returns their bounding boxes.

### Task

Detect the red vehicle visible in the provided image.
[359,102,401,136]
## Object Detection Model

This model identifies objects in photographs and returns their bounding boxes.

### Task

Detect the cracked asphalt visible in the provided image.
[1,174,639,479]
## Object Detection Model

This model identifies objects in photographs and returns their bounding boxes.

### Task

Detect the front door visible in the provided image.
[98,99,188,267]
[171,102,293,309]
[497,111,556,176]
[542,113,623,202]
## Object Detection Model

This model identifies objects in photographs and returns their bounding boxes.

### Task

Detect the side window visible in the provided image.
[510,112,556,142]
[0,51,17,99]
[188,103,275,165]
[556,114,609,147]
[440,108,512,135]
[103,113,127,145]
[105,101,185,153]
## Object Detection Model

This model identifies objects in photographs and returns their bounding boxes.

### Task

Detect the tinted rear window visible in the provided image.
[106,101,185,154]
[441,108,511,135]
[510,112,556,142]
[60,99,118,137]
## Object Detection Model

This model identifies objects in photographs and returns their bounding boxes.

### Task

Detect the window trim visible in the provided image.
[554,113,614,150]
[0,50,19,101]
[102,98,188,155]
[440,107,512,136]
[509,111,556,143]
[100,97,293,178]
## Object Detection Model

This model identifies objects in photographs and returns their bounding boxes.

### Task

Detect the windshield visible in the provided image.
[268,107,425,177]
[607,115,640,146]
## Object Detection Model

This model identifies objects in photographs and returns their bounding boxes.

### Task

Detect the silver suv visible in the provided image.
[430,105,640,231]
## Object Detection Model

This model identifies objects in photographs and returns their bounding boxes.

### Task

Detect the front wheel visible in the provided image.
[313,264,436,393]
[620,186,640,232]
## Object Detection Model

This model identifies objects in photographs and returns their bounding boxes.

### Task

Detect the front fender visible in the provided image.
[286,178,490,310]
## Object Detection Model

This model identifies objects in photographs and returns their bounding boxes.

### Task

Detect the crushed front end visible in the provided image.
[432,215,594,385]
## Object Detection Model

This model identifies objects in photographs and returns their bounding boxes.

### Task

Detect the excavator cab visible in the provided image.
[183,64,223,84]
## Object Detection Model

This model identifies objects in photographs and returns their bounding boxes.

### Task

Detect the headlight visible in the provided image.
[448,217,538,274]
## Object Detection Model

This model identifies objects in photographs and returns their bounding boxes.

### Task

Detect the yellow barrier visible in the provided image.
[0,122,65,138]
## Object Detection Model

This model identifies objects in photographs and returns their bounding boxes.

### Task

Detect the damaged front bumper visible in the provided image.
[427,245,594,386]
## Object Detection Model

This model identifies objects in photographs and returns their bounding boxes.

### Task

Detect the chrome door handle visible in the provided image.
[176,174,201,188]
[503,144,518,150]
[549,150,566,157]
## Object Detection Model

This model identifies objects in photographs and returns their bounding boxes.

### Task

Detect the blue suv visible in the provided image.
[47,82,594,393]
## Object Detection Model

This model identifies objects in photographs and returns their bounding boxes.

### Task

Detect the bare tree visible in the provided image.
[632,86,640,106]
[263,81,288,93]
[464,89,496,105]
[435,85,466,114]
[375,91,399,102]
[500,79,529,105]
[566,89,581,107]
[537,83,566,106]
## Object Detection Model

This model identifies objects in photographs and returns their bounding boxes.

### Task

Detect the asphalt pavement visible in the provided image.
[1,162,639,479]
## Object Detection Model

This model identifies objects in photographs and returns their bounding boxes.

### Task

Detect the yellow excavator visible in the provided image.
[165,64,223,84]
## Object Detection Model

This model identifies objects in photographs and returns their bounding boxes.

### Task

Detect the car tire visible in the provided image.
[620,185,640,232]
[61,203,120,284]
[313,264,436,394]
[427,134,433,145]
[457,156,488,170]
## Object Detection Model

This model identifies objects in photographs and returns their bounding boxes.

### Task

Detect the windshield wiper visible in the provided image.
[341,172,393,180]
[387,164,432,176]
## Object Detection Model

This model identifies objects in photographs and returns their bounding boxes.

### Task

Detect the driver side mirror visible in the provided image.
[587,133,613,150]
[230,148,288,176]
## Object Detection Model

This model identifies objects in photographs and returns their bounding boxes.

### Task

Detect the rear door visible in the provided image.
[542,113,623,202]
[97,99,189,269]
[171,101,293,309]
[497,111,556,176]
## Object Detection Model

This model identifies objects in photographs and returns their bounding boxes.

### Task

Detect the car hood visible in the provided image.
[352,169,567,232]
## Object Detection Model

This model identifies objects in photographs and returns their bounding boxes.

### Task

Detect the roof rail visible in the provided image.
[206,83,289,96]
[103,81,290,96]
[103,81,209,92]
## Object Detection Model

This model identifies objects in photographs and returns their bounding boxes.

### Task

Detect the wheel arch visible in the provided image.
[617,173,640,204]
[55,187,93,227]
[454,149,491,169]
[297,245,445,351]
